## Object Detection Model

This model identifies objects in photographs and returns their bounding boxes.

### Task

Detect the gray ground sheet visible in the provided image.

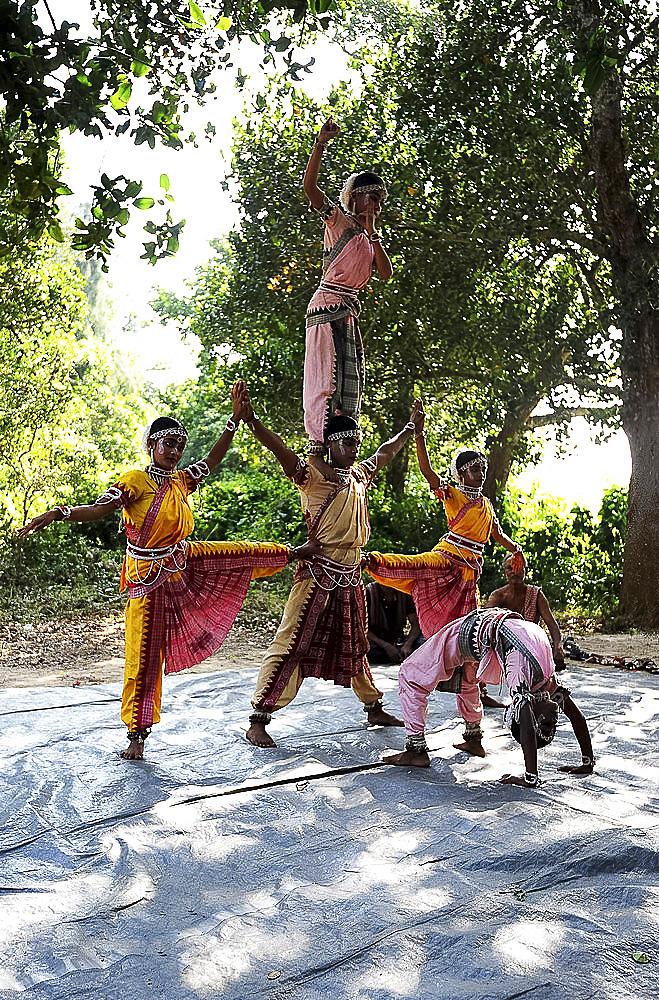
[1,663,657,1000]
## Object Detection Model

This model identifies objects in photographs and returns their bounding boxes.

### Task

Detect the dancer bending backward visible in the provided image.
[19,383,312,760]
[244,390,425,748]
[366,414,523,641]
[303,117,392,457]
[386,608,595,787]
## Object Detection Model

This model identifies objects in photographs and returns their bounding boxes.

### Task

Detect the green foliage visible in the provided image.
[491,485,628,616]
[0,234,149,527]
[0,0,340,263]
[0,519,125,622]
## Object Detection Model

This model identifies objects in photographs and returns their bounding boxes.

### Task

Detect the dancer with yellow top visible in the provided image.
[366,404,523,641]
[19,382,315,759]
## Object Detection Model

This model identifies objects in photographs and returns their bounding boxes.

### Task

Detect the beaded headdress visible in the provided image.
[339,171,388,211]
[142,418,188,456]
[325,428,362,443]
[450,451,487,481]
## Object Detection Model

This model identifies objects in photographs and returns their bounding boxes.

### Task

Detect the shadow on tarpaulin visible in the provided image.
[0,662,657,1000]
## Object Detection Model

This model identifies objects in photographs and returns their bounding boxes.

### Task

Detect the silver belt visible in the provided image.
[309,555,362,591]
[125,539,187,586]
[444,532,485,555]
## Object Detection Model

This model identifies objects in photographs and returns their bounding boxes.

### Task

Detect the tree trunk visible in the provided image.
[484,399,540,501]
[588,63,659,625]
[618,308,659,626]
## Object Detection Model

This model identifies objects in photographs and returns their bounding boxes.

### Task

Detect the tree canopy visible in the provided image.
[0,0,338,264]
[156,0,658,623]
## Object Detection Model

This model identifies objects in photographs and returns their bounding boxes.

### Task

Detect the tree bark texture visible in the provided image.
[590,67,659,625]
[484,398,540,501]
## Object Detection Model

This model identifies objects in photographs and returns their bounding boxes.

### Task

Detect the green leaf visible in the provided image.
[159,173,170,192]
[133,197,155,209]
[47,222,65,242]
[55,183,74,196]
[167,236,180,253]
[110,81,132,111]
[124,181,142,198]
[216,15,231,30]
[189,1,206,25]
[131,58,150,78]
[632,952,650,964]
[117,208,130,225]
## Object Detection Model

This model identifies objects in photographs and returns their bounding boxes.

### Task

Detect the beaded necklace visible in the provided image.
[145,464,176,487]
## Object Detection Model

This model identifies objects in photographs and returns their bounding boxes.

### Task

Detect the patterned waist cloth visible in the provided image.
[298,555,362,592]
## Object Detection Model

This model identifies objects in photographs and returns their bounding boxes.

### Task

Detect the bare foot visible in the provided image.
[367,705,405,727]
[481,693,506,709]
[246,721,277,748]
[453,739,486,758]
[120,742,144,761]
[383,749,431,768]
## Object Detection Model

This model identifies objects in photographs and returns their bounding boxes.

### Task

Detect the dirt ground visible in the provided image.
[0,612,657,689]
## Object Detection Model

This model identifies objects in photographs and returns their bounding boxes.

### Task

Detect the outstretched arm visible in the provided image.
[557,695,594,775]
[537,591,564,668]
[241,386,301,479]
[18,500,114,536]
[303,118,339,210]
[368,399,424,472]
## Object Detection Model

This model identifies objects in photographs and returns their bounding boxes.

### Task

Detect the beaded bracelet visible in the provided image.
[404,421,416,432]
[56,505,72,521]
[225,417,238,433]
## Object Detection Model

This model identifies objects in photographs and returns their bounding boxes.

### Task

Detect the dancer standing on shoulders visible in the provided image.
[366,405,523,642]
[19,382,311,760]
[242,385,425,748]
[303,117,392,459]
[488,553,565,670]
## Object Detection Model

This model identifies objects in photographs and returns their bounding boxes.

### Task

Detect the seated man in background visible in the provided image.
[487,553,565,670]
[366,582,423,664]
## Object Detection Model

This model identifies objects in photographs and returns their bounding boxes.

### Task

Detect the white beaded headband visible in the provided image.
[450,453,487,479]
[325,428,362,443]
[339,172,388,210]
[142,422,188,455]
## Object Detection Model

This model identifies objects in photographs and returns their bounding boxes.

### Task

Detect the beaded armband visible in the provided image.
[185,460,211,482]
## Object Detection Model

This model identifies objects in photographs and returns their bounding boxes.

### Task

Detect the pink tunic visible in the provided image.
[303,197,374,442]
[399,617,556,737]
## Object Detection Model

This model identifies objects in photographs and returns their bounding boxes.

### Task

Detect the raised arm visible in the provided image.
[537,590,564,668]
[368,399,425,472]
[414,409,445,494]
[200,381,249,473]
[303,118,339,211]
[241,385,301,479]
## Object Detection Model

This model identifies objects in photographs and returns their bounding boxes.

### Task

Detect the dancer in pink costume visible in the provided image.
[302,117,393,455]
[385,608,594,787]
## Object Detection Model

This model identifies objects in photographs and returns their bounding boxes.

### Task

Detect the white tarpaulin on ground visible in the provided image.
[0,663,657,999]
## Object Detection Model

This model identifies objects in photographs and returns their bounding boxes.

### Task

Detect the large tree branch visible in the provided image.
[527,404,620,429]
